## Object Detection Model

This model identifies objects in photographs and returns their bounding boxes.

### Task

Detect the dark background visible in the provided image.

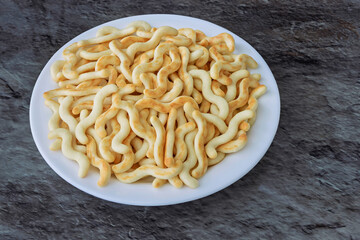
[1,0,359,239]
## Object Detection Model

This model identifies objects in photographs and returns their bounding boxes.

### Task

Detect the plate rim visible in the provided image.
[30,14,281,206]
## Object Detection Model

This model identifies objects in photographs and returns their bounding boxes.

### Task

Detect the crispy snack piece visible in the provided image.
[217,130,247,153]
[191,110,208,178]
[45,100,62,151]
[164,108,177,167]
[126,26,178,61]
[208,152,226,166]
[225,70,249,101]
[75,84,118,144]
[99,119,119,163]
[95,83,134,138]
[95,55,120,71]
[189,70,229,120]
[132,42,178,86]
[144,48,181,98]
[77,26,137,47]
[114,100,155,159]
[111,110,131,154]
[86,135,111,187]
[44,87,103,100]
[178,46,194,95]
[135,96,198,113]
[201,113,227,133]
[200,33,235,52]
[114,159,183,183]
[112,131,136,174]
[205,110,254,159]
[48,128,90,178]
[179,130,199,188]
[50,60,66,82]
[150,116,166,167]
[62,43,80,79]
[175,122,196,162]
[59,69,110,88]
[246,85,267,126]
[189,44,209,67]
[159,73,183,102]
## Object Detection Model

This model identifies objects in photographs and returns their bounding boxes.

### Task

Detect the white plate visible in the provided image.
[30,14,280,206]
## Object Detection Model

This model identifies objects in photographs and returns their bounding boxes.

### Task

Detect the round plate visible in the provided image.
[30,14,280,206]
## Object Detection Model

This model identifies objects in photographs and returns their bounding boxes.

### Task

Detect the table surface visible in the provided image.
[1,0,359,239]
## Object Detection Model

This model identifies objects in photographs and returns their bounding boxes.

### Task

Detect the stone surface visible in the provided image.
[0,0,359,239]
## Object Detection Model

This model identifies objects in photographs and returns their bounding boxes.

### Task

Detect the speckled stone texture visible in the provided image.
[0,0,359,239]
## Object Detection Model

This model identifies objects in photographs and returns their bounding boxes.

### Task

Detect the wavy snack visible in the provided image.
[43,20,266,188]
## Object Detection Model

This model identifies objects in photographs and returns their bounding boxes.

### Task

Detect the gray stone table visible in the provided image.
[1,0,359,239]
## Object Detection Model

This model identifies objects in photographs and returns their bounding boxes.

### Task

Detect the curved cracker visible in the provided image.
[150,116,165,168]
[163,35,192,46]
[95,55,120,71]
[50,60,65,82]
[112,131,135,174]
[78,26,136,47]
[164,108,177,167]
[191,110,208,178]
[75,84,118,144]
[208,152,226,166]
[217,130,247,153]
[126,26,178,61]
[189,69,229,120]
[86,135,111,187]
[158,73,183,102]
[114,100,155,159]
[179,130,199,188]
[201,33,235,52]
[62,43,80,79]
[225,70,249,101]
[114,159,183,183]
[45,99,62,150]
[44,86,102,100]
[48,128,90,178]
[175,121,196,162]
[201,113,227,134]
[135,96,198,113]
[189,44,209,67]
[99,119,119,163]
[178,46,194,95]
[132,42,177,86]
[178,28,196,44]
[111,110,131,154]
[144,48,181,98]
[58,69,110,88]
[205,110,254,159]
